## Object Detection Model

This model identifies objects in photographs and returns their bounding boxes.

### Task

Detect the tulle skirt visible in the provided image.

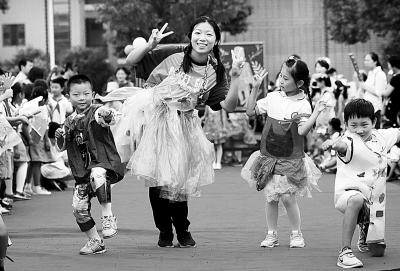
[124,97,215,201]
[241,151,321,202]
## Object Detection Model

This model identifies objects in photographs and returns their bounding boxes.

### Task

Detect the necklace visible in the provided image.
[176,55,211,105]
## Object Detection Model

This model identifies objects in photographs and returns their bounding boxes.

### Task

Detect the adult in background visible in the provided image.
[382,55,400,126]
[358,52,387,129]
[105,67,134,93]
[12,59,33,86]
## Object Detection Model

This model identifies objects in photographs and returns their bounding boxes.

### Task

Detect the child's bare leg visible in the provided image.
[281,194,301,231]
[15,162,28,194]
[265,200,279,232]
[84,226,101,240]
[342,194,364,248]
[215,143,223,165]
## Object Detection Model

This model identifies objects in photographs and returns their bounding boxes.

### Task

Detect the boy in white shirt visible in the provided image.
[48,77,73,125]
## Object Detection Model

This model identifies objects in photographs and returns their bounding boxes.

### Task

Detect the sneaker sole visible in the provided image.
[337,260,363,269]
[261,242,279,248]
[290,243,305,248]
[158,245,174,248]
[103,230,118,239]
[178,243,196,248]
[79,248,107,255]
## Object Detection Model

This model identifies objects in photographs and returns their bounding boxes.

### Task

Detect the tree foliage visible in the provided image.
[62,47,114,94]
[95,0,252,57]
[0,0,9,14]
[326,0,400,55]
[0,47,48,75]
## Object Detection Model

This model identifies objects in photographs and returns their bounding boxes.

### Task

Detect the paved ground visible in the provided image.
[4,167,400,271]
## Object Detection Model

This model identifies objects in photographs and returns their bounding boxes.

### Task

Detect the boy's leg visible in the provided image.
[90,168,117,239]
[72,182,105,255]
[336,191,364,268]
[342,194,364,248]
[149,187,174,247]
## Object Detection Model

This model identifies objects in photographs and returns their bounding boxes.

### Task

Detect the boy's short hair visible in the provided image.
[66,74,93,94]
[388,55,400,69]
[51,77,67,88]
[344,98,375,123]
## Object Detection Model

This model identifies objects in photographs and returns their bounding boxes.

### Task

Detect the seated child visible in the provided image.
[322,99,400,269]
[318,117,343,173]
[55,75,124,255]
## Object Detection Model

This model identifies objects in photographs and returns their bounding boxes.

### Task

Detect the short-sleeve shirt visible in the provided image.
[255,91,312,123]
[136,45,228,110]
[48,94,73,125]
[338,128,399,164]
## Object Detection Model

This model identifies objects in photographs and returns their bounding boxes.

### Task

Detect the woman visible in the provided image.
[359,52,387,128]
[106,67,134,93]
[123,16,243,248]
[382,55,400,125]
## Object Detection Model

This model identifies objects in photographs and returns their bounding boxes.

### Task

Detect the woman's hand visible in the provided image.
[252,69,268,90]
[231,50,245,77]
[148,23,174,50]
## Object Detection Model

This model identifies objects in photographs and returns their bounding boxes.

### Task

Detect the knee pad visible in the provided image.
[90,167,111,204]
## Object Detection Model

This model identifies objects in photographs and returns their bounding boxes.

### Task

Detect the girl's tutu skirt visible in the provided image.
[121,91,215,202]
[241,151,321,203]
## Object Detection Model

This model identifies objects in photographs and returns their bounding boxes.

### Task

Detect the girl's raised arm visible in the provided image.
[246,70,268,117]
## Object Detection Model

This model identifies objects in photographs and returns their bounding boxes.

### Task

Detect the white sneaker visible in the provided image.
[260,231,279,247]
[33,186,52,195]
[290,231,305,248]
[337,247,363,268]
[0,206,11,215]
[101,214,118,239]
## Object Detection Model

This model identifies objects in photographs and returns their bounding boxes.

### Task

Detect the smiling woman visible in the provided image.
[118,16,245,248]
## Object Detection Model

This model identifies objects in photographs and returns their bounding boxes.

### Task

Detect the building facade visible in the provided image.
[0,0,385,80]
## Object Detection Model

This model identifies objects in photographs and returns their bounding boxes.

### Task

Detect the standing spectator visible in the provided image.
[202,105,228,170]
[106,67,134,93]
[12,59,33,86]
[359,52,387,129]
[382,55,400,125]
[62,62,78,80]
[48,77,73,125]
[27,67,44,84]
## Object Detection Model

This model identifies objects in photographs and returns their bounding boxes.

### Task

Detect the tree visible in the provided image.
[0,47,48,75]
[0,0,9,13]
[62,47,114,95]
[96,0,252,57]
[326,0,400,55]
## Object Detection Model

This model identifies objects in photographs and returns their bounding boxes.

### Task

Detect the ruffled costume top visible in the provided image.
[241,113,321,203]
[116,62,217,201]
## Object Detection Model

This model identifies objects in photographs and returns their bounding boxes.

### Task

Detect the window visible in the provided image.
[85,18,105,47]
[2,24,25,46]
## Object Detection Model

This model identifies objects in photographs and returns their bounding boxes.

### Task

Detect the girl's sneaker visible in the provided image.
[79,238,106,255]
[337,246,363,268]
[260,231,279,247]
[13,191,31,201]
[290,231,305,248]
[33,186,52,195]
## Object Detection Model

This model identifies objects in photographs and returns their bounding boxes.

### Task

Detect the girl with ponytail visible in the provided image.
[242,56,327,249]
[122,16,243,248]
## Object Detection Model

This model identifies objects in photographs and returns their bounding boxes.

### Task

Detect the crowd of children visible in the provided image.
[1,17,400,271]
